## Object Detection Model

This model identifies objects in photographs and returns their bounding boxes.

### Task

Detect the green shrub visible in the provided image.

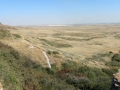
[0,29,11,38]
[102,68,115,76]
[56,63,112,90]
[53,51,59,54]
[112,54,120,62]
[12,34,21,38]
[107,61,120,67]
[51,63,58,71]
[40,39,72,48]
[47,50,52,55]
[10,50,20,59]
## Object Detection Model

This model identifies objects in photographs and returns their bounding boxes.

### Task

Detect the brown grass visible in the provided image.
[2,24,120,68]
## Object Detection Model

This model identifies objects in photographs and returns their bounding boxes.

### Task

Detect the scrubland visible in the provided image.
[9,25,120,68]
[0,24,120,89]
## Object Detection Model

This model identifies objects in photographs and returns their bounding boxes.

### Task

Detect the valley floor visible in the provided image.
[6,24,120,68]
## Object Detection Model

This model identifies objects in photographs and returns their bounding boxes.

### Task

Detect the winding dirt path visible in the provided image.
[23,39,51,68]
[42,51,51,68]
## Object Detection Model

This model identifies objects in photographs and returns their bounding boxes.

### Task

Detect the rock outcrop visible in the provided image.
[111,69,120,90]
[0,83,3,90]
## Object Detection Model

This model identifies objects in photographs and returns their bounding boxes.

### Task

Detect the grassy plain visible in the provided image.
[5,24,120,68]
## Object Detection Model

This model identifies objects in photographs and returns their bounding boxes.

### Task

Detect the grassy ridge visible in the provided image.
[0,42,75,90]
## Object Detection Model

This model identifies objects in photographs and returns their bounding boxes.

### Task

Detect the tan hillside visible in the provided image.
[0,24,66,68]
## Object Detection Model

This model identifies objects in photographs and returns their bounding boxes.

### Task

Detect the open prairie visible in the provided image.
[6,24,120,68]
[1,24,120,89]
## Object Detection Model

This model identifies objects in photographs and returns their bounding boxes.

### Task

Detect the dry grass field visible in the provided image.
[2,24,120,68]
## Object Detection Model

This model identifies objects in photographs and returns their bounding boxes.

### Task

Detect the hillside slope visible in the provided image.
[1,24,120,90]
[0,40,118,90]
[0,24,68,68]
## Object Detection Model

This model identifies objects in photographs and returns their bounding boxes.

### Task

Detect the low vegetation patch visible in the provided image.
[12,33,21,38]
[0,41,120,90]
[0,28,11,38]
[112,54,120,62]
[53,32,91,37]
[47,50,59,55]
[0,42,75,90]
[57,36,103,42]
[40,39,72,48]
[114,34,120,39]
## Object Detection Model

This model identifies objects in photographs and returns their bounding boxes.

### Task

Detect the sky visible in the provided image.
[0,0,120,26]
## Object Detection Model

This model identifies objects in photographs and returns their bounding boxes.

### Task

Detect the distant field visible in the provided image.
[8,24,120,68]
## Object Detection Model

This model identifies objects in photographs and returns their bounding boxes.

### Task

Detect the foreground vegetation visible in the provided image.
[0,41,119,90]
[0,42,75,90]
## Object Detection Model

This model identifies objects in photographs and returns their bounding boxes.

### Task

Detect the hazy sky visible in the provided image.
[0,0,120,25]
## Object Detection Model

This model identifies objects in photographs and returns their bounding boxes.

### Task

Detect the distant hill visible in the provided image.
[0,22,16,30]
[0,22,2,25]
